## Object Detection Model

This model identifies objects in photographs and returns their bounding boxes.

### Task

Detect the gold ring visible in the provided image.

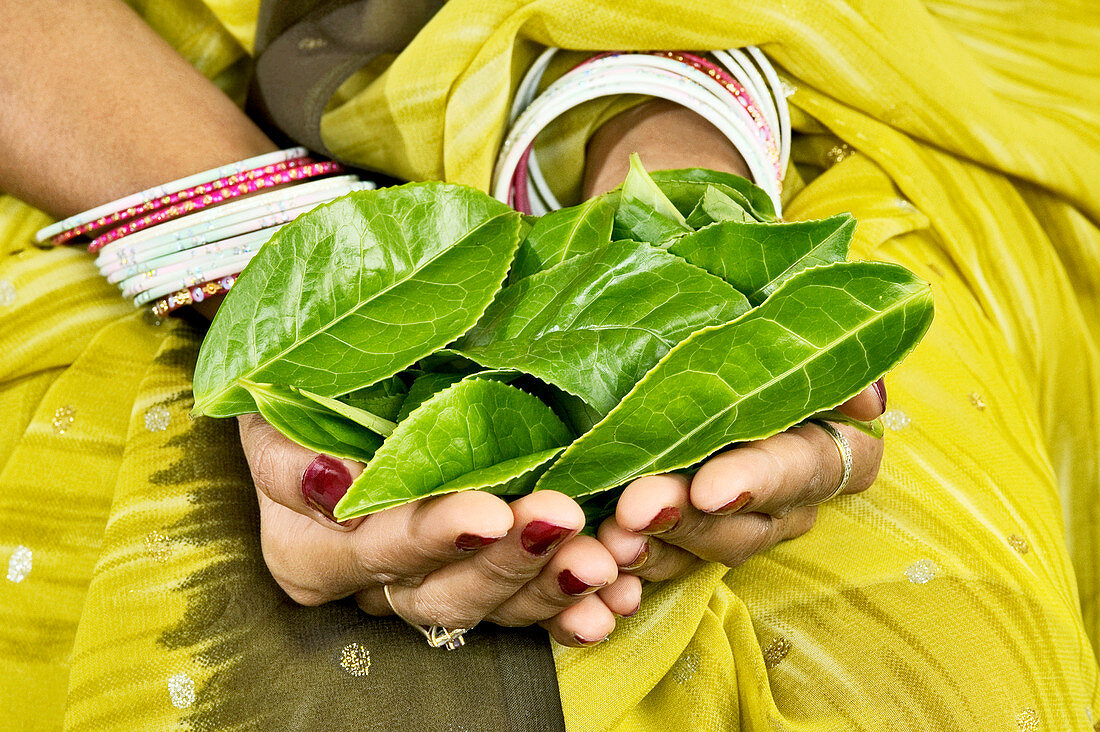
[812,421,852,504]
[382,584,471,651]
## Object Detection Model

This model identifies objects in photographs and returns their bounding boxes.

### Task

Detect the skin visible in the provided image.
[0,1,885,648]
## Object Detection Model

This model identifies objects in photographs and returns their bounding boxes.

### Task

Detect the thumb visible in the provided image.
[237,412,365,530]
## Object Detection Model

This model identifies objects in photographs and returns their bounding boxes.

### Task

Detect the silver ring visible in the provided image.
[813,421,852,504]
[383,584,471,651]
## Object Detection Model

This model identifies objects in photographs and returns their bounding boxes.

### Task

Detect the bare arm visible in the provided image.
[0,0,275,219]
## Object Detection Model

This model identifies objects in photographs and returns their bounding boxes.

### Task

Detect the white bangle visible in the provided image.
[101,180,371,281]
[132,257,257,306]
[495,58,780,212]
[521,53,781,214]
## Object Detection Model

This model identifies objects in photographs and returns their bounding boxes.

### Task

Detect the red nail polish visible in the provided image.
[620,543,649,571]
[520,521,571,555]
[872,378,887,413]
[454,533,503,552]
[301,455,352,521]
[640,507,680,535]
[572,633,609,646]
[558,569,600,596]
[707,491,752,516]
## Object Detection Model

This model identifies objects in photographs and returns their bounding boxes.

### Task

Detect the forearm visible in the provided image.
[582,99,751,199]
[0,0,274,219]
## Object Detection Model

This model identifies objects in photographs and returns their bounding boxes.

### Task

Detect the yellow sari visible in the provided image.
[2,0,1098,729]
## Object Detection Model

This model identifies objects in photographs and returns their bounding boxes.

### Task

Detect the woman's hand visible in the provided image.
[238,413,642,646]
[583,99,888,582]
[596,385,886,580]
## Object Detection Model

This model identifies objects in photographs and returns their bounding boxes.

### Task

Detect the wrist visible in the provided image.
[581,100,751,199]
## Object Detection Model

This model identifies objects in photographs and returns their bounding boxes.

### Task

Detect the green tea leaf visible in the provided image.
[699,186,754,223]
[535,261,934,498]
[241,381,382,463]
[613,154,692,244]
[395,371,466,421]
[668,213,855,305]
[340,376,407,422]
[334,378,573,519]
[192,183,522,417]
[297,387,397,437]
[454,240,750,415]
[510,193,617,282]
[650,168,777,222]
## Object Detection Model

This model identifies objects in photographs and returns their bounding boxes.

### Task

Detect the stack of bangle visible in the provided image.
[495,47,791,216]
[37,147,375,316]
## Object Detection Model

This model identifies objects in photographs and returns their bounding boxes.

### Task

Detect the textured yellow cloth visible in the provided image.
[1,0,1098,729]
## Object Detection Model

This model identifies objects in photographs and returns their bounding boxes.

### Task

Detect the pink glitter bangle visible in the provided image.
[89,160,344,253]
[149,273,240,318]
[51,157,314,246]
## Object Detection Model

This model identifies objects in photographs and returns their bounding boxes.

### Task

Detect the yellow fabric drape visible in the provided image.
[2,1,1098,729]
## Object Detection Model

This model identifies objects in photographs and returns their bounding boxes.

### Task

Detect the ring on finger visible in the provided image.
[382,584,471,651]
[811,420,852,504]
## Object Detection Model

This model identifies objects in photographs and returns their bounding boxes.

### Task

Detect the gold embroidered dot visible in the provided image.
[51,405,76,434]
[763,636,791,669]
[144,404,171,432]
[1016,707,1039,731]
[339,643,371,677]
[167,672,195,708]
[969,393,987,410]
[671,652,699,683]
[881,409,911,431]
[145,531,172,563]
[826,143,854,166]
[905,559,938,584]
[297,36,328,51]
[1008,534,1031,555]
[7,546,32,583]
[0,279,16,307]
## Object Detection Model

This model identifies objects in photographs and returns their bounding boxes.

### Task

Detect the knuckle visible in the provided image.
[725,514,775,567]
[476,553,540,587]
[408,587,482,629]
[247,431,288,496]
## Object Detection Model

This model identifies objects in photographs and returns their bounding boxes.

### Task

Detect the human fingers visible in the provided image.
[688,420,882,517]
[237,412,365,530]
[597,514,701,582]
[258,487,515,605]
[836,378,887,422]
[540,593,619,647]
[355,490,585,628]
[484,534,618,626]
[614,473,819,568]
[597,573,643,618]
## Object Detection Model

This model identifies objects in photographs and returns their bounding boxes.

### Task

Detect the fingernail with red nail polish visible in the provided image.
[621,542,649,571]
[707,491,752,516]
[558,569,602,596]
[302,455,352,522]
[455,533,504,552]
[521,521,571,555]
[873,378,887,413]
[573,633,609,646]
[641,507,680,535]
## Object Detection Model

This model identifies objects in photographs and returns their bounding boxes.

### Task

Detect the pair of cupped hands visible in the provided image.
[241,383,885,647]
[236,101,887,647]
